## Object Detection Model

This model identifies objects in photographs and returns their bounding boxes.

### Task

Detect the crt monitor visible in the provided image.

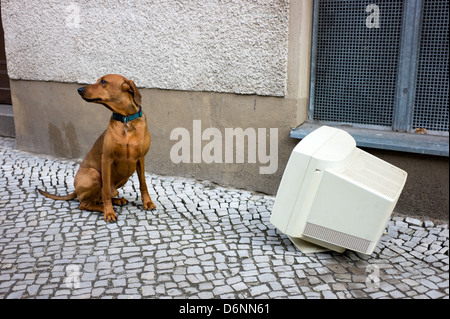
[270,126,407,254]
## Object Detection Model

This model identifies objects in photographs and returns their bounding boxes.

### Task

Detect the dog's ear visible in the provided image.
[122,79,142,106]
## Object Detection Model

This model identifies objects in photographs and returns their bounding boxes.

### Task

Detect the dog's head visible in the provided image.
[77,74,142,115]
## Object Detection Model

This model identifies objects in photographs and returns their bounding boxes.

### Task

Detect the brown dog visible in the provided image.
[38,74,156,222]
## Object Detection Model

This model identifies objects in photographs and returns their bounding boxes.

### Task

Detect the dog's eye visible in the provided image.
[100,79,107,85]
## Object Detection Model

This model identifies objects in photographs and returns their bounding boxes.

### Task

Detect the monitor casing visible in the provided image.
[270,126,408,254]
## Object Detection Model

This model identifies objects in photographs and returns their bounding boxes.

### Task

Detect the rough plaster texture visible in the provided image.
[1,0,290,96]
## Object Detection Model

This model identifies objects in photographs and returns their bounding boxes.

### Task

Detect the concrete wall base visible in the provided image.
[10,79,449,221]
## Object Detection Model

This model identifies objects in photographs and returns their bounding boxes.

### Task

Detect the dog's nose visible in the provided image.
[77,87,85,95]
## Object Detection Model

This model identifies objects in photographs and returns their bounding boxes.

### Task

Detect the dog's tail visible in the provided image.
[37,189,77,201]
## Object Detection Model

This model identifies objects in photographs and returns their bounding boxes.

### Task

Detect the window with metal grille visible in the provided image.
[312,0,403,129]
[413,0,449,134]
[294,0,449,156]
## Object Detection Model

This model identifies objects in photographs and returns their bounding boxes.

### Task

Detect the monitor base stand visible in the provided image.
[288,236,342,254]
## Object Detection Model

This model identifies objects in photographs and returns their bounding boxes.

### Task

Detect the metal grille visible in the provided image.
[413,0,449,133]
[303,222,371,253]
[312,0,403,128]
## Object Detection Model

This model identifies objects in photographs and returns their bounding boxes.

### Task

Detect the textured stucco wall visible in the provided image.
[1,0,290,96]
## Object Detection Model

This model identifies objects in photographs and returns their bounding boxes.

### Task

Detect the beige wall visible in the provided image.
[7,0,314,195]
[10,79,449,221]
[10,79,299,195]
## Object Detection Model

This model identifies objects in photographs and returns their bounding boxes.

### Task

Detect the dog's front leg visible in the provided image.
[101,155,117,222]
[137,157,156,211]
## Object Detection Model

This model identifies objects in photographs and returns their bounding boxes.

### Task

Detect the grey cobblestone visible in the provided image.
[0,137,448,299]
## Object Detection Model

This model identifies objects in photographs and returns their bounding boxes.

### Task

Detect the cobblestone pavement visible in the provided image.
[0,137,448,299]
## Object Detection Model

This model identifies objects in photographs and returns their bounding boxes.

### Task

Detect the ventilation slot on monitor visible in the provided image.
[303,222,371,253]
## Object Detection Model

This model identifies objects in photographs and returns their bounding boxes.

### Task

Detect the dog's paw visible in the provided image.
[104,207,117,222]
[143,201,156,211]
[112,197,128,206]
